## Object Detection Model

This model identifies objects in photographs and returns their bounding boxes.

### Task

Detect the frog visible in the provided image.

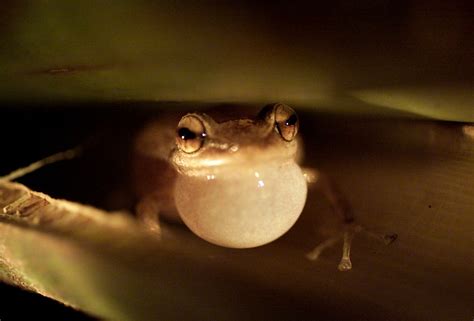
[0,103,395,271]
[132,103,392,271]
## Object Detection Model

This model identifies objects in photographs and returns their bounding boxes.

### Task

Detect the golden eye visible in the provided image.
[176,114,206,153]
[272,103,299,141]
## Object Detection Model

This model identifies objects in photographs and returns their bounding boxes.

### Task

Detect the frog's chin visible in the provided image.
[174,161,307,248]
[173,157,296,178]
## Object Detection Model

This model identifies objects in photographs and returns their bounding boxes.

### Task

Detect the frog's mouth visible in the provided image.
[169,142,299,177]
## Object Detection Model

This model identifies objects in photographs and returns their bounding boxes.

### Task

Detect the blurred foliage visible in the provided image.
[0,1,472,119]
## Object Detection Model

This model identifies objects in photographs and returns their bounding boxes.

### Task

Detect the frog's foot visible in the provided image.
[307,224,396,271]
[306,223,360,271]
[337,225,359,271]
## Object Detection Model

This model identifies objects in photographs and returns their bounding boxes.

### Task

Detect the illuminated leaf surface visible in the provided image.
[0,1,472,120]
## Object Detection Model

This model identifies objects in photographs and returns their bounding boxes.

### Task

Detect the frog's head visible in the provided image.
[170,103,300,175]
[170,103,307,249]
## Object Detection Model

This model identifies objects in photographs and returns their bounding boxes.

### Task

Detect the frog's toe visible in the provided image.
[338,258,352,271]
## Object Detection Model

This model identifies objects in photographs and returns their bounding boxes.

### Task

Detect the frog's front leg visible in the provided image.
[136,193,162,237]
[302,167,396,271]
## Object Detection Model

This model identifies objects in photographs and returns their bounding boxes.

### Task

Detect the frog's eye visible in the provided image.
[274,104,299,142]
[176,114,207,153]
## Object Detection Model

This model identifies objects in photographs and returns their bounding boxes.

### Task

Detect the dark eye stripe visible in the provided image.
[285,114,298,126]
[177,127,197,140]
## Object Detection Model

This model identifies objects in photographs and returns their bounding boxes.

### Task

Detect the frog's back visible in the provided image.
[134,114,181,160]
[132,115,181,218]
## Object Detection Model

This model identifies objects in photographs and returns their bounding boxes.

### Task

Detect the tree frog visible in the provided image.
[133,103,393,271]
[0,103,394,271]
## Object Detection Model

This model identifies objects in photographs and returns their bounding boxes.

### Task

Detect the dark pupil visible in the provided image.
[178,127,197,140]
[285,114,298,126]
